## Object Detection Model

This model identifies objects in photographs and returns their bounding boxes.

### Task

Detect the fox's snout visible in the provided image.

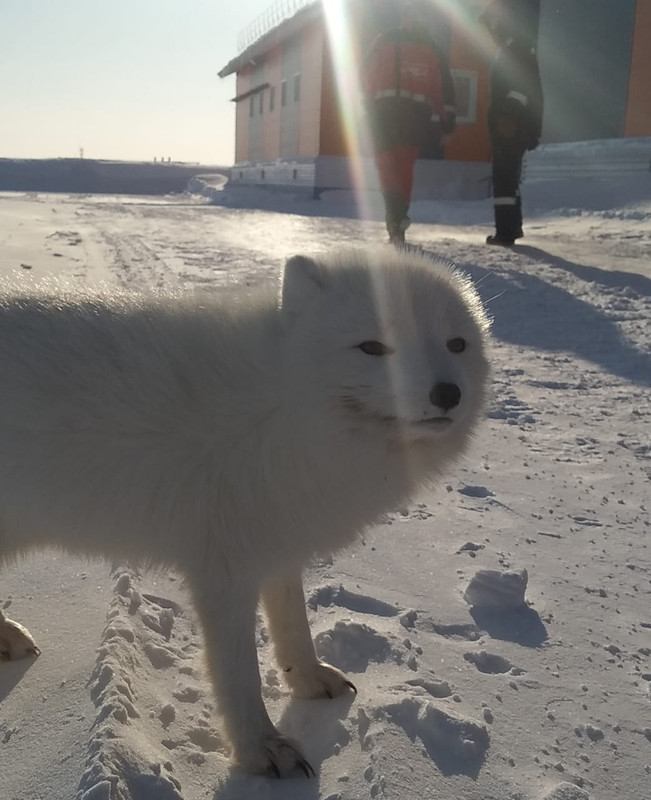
[429,381,461,412]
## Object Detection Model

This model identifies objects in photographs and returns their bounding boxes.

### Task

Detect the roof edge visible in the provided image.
[218,2,322,78]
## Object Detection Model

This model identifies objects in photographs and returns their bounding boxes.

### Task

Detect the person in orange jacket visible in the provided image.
[364,1,456,245]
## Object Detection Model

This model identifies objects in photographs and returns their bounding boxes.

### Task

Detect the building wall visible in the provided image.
[624,0,651,137]
[234,71,251,164]
[279,35,302,158]
[318,43,347,157]
[248,62,266,162]
[538,0,637,142]
[445,20,492,163]
[263,47,283,159]
[232,21,326,163]
[298,21,324,157]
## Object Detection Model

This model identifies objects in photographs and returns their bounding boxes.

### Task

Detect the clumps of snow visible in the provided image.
[78,570,185,799]
[404,677,453,699]
[582,724,604,743]
[144,642,177,669]
[463,568,529,611]
[457,541,485,558]
[458,485,496,499]
[307,583,400,617]
[78,745,183,800]
[399,609,418,629]
[159,704,175,729]
[77,568,225,800]
[541,782,591,800]
[141,607,175,641]
[458,541,484,552]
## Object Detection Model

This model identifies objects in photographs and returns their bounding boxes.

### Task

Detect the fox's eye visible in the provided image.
[447,337,466,353]
[358,341,391,356]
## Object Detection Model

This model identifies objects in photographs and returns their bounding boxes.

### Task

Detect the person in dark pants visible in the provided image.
[481,1,544,246]
[364,1,456,245]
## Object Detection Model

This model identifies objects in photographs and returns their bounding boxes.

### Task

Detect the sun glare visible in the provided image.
[322,0,377,229]
[322,1,493,455]
[321,1,495,224]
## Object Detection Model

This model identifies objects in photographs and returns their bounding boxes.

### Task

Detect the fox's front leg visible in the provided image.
[190,577,314,778]
[0,610,41,661]
[261,571,357,699]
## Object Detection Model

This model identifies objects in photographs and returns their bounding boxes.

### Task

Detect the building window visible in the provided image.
[269,86,275,112]
[294,73,301,102]
[249,95,255,117]
[259,91,264,115]
[281,79,287,107]
[450,69,478,124]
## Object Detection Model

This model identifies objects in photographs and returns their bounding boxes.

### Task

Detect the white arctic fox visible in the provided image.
[0,247,490,777]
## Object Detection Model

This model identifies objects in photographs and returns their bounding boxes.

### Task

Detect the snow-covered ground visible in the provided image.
[0,166,650,800]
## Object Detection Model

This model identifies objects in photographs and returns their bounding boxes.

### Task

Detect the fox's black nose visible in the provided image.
[430,382,461,411]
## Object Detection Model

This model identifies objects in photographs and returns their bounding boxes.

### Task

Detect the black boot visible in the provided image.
[486,234,515,246]
[384,191,410,244]
[490,199,523,245]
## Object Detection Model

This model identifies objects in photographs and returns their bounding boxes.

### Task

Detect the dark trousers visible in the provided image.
[490,135,526,240]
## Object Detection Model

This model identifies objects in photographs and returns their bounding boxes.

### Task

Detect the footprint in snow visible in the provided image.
[362,695,489,779]
[315,621,401,673]
[463,649,525,676]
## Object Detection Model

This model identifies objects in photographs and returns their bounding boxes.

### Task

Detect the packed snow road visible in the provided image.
[1,189,650,800]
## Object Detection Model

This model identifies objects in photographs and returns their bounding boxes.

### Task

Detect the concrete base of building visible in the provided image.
[228,155,492,202]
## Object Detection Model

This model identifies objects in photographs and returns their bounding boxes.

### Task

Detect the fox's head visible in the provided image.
[279,248,491,448]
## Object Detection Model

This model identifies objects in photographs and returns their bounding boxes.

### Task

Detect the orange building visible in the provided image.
[620,0,651,138]
[218,0,496,197]
[218,0,651,196]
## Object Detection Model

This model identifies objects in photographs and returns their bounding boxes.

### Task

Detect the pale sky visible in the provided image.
[0,0,281,166]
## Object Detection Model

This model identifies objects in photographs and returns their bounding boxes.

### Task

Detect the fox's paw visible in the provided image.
[236,733,315,778]
[0,611,41,661]
[285,660,357,700]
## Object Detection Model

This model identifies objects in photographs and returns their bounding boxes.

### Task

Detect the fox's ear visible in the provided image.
[280,254,327,315]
